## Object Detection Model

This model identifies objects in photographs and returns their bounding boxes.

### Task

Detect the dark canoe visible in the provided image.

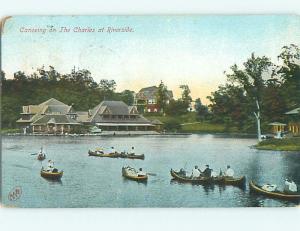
[88,150,120,158]
[37,154,46,161]
[122,167,148,182]
[40,169,63,180]
[249,180,300,201]
[170,169,246,187]
[119,153,145,160]
[88,150,144,159]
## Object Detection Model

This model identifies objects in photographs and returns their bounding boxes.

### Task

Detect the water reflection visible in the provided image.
[42,178,63,185]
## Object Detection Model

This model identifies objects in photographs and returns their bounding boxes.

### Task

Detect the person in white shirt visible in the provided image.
[137,168,146,177]
[224,165,234,177]
[191,166,201,178]
[284,179,298,193]
[47,160,54,172]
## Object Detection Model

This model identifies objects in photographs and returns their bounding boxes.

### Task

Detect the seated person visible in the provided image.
[191,165,201,178]
[224,165,234,177]
[179,168,187,177]
[137,168,146,177]
[284,179,298,193]
[201,165,212,177]
[110,147,116,154]
[47,160,54,172]
[129,147,135,155]
[262,184,277,192]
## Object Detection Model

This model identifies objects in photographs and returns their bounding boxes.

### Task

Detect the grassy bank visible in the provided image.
[1,128,21,134]
[145,112,239,133]
[255,137,300,151]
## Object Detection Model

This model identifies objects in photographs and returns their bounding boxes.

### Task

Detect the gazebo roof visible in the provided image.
[268,122,287,126]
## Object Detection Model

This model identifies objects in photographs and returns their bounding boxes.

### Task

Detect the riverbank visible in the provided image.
[255,137,300,151]
[1,128,20,135]
[145,112,239,133]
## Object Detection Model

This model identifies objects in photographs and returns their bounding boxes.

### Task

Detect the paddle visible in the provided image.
[147,173,157,176]
[30,153,38,155]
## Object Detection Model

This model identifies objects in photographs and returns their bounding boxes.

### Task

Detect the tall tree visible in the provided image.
[156,80,169,113]
[276,44,300,108]
[226,53,272,141]
[180,85,192,104]
[195,98,209,121]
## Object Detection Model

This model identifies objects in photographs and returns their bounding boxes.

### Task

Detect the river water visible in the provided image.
[1,134,300,207]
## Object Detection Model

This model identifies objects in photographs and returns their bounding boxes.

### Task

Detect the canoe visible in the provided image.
[40,168,63,180]
[88,150,120,158]
[88,150,145,159]
[37,153,46,161]
[249,180,300,201]
[222,176,246,187]
[170,169,246,187]
[119,153,145,160]
[122,167,148,182]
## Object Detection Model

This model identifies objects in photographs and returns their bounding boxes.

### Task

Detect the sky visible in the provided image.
[2,15,300,104]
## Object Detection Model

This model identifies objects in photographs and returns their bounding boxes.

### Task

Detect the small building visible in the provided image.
[134,86,173,113]
[285,107,300,135]
[268,122,286,134]
[16,98,81,134]
[87,100,157,131]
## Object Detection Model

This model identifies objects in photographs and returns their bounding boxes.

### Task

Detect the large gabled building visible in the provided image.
[17,98,80,134]
[16,98,162,133]
[87,100,155,131]
[134,86,173,113]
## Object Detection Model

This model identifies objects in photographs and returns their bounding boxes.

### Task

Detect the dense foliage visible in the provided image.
[207,44,300,132]
[1,66,134,128]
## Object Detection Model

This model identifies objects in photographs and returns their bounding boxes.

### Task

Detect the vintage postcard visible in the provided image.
[1,15,300,208]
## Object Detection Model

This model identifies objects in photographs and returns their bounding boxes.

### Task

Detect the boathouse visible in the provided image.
[87,100,156,131]
[285,107,300,135]
[16,98,81,134]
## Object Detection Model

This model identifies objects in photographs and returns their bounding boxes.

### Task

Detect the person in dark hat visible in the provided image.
[202,164,212,177]
[129,146,135,155]
[137,167,146,177]
[110,147,115,154]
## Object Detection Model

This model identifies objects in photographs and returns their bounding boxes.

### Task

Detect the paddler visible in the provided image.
[284,178,298,193]
[191,165,201,178]
[137,168,146,177]
[47,160,54,172]
[224,165,234,177]
[129,146,135,155]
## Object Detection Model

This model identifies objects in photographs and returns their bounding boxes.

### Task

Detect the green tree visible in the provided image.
[165,99,188,116]
[226,53,272,141]
[194,98,209,121]
[13,71,27,81]
[276,44,300,109]
[116,90,134,105]
[156,80,169,113]
[180,85,192,104]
